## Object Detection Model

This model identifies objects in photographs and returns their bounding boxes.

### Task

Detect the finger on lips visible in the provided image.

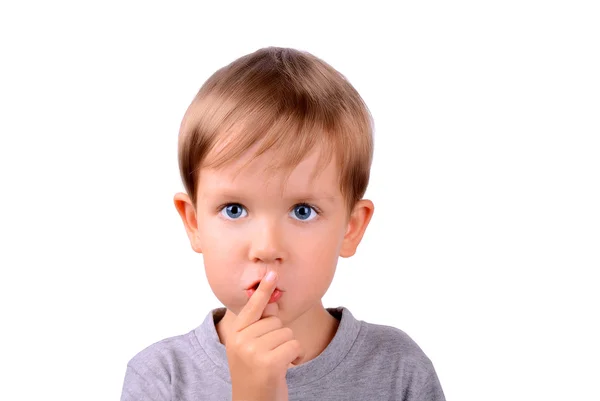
[234,270,278,332]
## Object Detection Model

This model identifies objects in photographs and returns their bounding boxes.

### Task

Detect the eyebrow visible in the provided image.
[204,191,337,204]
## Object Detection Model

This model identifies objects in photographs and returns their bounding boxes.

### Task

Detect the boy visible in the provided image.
[120,47,446,400]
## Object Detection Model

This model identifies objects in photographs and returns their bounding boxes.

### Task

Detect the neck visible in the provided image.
[215,302,340,367]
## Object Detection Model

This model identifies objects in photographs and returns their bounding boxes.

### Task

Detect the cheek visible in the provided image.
[202,252,240,305]
[197,225,241,290]
[299,222,343,255]
[199,219,240,255]
[304,235,339,264]
[289,229,342,280]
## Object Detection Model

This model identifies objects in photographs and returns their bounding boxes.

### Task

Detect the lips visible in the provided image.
[246,287,283,303]
[244,279,284,303]
[245,280,283,292]
[245,280,262,291]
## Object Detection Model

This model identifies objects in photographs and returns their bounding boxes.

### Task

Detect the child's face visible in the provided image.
[188,144,355,321]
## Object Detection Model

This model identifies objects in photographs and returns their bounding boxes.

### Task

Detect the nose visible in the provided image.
[248,219,287,264]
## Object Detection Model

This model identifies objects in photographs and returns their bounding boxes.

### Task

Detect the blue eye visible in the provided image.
[290,203,318,221]
[221,204,247,220]
[219,203,320,221]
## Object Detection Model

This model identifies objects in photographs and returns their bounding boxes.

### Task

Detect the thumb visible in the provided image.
[291,345,306,366]
[261,301,279,318]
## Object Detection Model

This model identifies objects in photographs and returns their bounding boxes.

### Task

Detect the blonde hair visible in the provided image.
[177,47,374,220]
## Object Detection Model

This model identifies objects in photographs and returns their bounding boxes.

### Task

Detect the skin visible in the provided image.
[174,142,374,371]
[226,270,303,400]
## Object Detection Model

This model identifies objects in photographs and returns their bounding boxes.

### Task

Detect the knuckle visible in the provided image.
[282,327,294,339]
[256,352,274,369]
[231,335,245,350]
[267,316,283,329]
[243,342,258,357]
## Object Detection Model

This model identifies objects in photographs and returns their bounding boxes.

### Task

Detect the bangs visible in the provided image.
[178,47,373,217]
[195,96,344,187]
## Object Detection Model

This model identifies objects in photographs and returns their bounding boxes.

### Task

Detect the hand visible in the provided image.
[226,271,305,401]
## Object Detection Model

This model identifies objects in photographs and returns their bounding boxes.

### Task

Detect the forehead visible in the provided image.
[198,144,340,198]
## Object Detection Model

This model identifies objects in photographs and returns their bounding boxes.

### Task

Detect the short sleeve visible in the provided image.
[411,370,446,401]
[120,364,171,401]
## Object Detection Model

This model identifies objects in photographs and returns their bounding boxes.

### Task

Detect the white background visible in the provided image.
[1,1,598,400]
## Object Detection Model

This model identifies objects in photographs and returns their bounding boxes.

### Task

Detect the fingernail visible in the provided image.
[266,271,276,282]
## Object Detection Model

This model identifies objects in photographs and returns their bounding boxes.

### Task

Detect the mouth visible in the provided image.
[245,281,261,291]
[245,281,284,303]
[246,280,283,291]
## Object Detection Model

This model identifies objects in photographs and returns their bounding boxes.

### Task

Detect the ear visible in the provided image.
[173,192,203,254]
[339,199,374,258]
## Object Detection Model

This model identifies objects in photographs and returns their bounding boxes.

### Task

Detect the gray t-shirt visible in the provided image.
[120,306,446,400]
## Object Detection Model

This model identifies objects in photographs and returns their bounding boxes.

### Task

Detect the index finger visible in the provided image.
[233,270,278,332]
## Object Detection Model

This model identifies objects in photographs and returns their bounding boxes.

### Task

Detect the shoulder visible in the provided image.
[120,331,198,400]
[126,330,196,375]
[361,320,431,359]
[356,319,438,378]
[124,330,199,386]
[350,319,445,399]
